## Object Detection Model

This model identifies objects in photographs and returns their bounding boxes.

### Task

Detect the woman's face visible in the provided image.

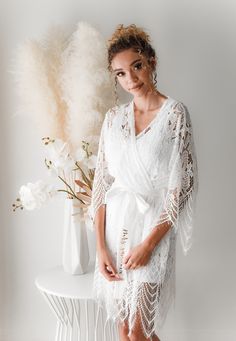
[111,48,156,97]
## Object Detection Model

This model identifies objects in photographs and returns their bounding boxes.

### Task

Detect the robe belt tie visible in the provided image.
[105,185,149,244]
[104,184,158,250]
[104,185,150,215]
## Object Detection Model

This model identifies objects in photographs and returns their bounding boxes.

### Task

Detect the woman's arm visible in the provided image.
[95,204,122,281]
[142,221,172,253]
[94,205,106,251]
[123,220,172,270]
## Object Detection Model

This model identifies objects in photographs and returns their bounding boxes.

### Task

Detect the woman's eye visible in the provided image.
[134,62,143,70]
[116,72,124,77]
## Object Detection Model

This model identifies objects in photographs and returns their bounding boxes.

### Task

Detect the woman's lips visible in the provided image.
[130,83,143,90]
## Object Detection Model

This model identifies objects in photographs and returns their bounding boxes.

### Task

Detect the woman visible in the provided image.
[79,24,198,341]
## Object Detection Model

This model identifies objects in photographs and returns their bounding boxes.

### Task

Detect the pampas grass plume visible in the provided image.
[59,21,115,152]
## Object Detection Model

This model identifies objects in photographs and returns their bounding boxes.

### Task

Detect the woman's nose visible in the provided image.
[127,71,138,85]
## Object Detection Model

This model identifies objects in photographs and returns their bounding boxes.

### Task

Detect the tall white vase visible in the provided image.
[62,198,90,275]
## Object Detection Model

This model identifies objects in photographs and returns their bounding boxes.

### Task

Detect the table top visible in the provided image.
[35,263,95,299]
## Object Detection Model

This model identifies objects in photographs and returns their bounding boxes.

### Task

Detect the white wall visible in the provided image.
[1,0,236,340]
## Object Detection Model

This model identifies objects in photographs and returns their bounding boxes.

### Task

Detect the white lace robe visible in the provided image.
[90,95,199,339]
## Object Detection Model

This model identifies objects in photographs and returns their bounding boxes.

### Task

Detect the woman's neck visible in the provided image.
[133,89,168,114]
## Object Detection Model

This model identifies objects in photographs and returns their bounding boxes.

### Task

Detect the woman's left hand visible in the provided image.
[123,242,153,270]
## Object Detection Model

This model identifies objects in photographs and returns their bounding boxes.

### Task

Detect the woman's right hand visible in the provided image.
[98,248,122,282]
[74,179,92,215]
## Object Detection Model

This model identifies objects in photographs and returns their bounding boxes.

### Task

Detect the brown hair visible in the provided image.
[107,24,158,85]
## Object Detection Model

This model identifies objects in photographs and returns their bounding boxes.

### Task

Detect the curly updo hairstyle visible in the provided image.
[107,24,158,91]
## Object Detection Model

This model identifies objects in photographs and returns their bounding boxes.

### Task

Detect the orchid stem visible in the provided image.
[75,162,90,184]
[57,175,84,203]
[57,189,85,203]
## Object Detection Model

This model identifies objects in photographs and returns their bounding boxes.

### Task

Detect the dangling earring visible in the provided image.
[114,76,119,106]
[153,70,157,90]
[148,70,157,94]
[149,56,158,93]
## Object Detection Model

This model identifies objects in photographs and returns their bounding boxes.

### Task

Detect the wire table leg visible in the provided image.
[38,290,119,340]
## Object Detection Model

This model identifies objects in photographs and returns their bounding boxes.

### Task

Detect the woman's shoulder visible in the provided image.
[166,95,187,111]
[106,101,131,115]
[166,97,193,134]
[167,96,191,121]
[104,101,131,127]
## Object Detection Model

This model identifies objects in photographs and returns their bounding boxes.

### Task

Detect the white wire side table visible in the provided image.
[35,264,119,341]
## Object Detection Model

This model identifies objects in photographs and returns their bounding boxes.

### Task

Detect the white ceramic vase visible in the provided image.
[62,198,90,275]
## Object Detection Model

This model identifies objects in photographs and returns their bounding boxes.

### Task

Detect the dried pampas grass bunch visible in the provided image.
[11,21,115,152]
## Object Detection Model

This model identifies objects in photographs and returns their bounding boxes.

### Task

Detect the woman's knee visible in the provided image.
[118,320,129,335]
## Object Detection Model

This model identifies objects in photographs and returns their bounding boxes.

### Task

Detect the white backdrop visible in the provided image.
[1,0,236,340]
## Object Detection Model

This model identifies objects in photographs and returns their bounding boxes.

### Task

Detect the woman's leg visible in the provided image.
[118,282,161,341]
[117,316,160,341]
[130,282,162,341]
[118,320,130,341]
[128,313,161,341]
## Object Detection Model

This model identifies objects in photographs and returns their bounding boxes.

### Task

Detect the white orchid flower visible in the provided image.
[44,139,75,173]
[19,180,56,210]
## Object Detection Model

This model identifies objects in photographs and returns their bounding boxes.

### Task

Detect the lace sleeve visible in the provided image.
[153,102,199,255]
[88,110,115,228]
